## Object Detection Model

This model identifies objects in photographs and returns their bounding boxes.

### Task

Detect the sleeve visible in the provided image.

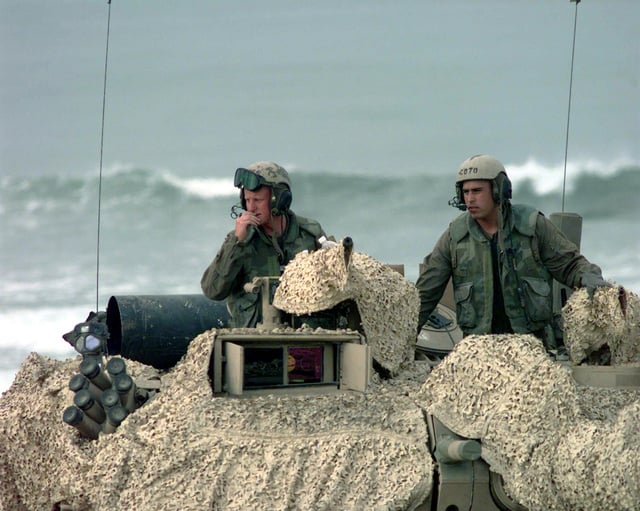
[200,231,248,300]
[535,215,605,289]
[415,228,453,332]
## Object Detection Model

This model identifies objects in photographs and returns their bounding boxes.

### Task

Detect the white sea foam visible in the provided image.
[507,156,638,195]
[0,307,83,353]
[162,173,236,199]
[0,307,82,393]
[159,163,308,199]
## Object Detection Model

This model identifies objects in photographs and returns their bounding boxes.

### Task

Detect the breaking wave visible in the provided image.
[2,159,638,221]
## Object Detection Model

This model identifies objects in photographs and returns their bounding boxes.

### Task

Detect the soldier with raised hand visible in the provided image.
[415,154,610,346]
[201,161,326,327]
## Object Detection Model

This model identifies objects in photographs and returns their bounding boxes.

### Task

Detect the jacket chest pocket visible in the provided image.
[520,277,552,322]
[454,282,476,330]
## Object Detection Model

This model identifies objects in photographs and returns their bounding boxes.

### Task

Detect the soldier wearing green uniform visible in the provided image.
[201,161,326,327]
[416,154,610,346]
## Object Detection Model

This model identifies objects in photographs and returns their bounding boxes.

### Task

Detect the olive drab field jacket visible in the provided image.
[416,204,605,336]
[201,212,325,328]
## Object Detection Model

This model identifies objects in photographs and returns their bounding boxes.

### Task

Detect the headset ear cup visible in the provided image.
[270,187,292,216]
[493,176,512,204]
[278,189,292,213]
[504,178,512,201]
[240,190,246,210]
[500,175,512,203]
[456,184,465,209]
[492,181,500,204]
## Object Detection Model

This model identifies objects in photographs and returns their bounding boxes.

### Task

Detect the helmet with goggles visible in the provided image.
[234,162,291,191]
[234,161,292,216]
[449,154,512,210]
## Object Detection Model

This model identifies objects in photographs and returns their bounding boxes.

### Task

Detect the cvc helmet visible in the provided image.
[234,161,292,216]
[246,161,292,190]
[450,154,512,211]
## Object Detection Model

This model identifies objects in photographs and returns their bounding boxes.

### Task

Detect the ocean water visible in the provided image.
[1,1,639,393]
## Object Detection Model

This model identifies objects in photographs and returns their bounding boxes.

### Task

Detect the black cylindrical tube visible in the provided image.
[114,373,137,413]
[79,357,111,390]
[106,294,230,369]
[106,357,127,378]
[62,405,101,440]
[102,404,128,434]
[73,388,106,424]
[68,373,102,402]
[100,388,120,410]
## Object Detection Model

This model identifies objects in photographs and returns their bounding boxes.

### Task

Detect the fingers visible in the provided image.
[238,212,259,226]
[235,212,259,241]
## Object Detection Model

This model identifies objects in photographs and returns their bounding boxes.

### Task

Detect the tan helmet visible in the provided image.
[236,161,292,215]
[452,154,512,209]
[246,161,291,190]
[456,154,505,183]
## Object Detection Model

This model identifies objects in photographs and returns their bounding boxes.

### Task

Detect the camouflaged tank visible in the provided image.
[2,231,639,511]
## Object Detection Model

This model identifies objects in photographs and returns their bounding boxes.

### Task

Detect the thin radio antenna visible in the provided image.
[95,0,112,311]
[562,0,581,212]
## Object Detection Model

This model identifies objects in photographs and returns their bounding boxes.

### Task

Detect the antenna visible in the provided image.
[562,0,581,212]
[96,0,113,311]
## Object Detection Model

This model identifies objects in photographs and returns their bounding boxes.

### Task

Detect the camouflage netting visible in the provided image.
[563,286,640,365]
[416,334,640,511]
[0,330,433,511]
[274,242,419,374]
[0,353,95,510]
[274,242,351,313]
[0,353,153,510]
[3,245,640,511]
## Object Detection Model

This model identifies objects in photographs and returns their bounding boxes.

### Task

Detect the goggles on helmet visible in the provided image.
[234,167,267,191]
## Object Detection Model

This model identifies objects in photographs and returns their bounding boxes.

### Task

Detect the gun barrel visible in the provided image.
[436,435,482,463]
[343,237,354,266]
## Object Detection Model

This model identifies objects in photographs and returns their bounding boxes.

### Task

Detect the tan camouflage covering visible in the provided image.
[246,161,291,189]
